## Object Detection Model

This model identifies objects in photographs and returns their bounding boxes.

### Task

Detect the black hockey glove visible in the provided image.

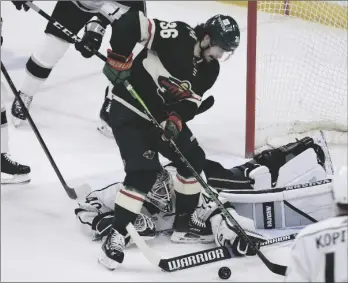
[103,49,133,85]
[161,112,183,141]
[12,1,32,11]
[75,18,106,58]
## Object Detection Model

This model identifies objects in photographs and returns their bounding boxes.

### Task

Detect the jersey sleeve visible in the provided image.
[285,236,311,282]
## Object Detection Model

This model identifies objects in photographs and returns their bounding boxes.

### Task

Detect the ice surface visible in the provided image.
[1,1,346,281]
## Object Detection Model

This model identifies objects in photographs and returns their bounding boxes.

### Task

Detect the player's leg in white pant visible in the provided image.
[1,94,31,184]
[11,1,94,127]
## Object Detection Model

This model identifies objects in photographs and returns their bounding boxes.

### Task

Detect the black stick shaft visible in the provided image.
[1,62,77,199]
[125,81,287,276]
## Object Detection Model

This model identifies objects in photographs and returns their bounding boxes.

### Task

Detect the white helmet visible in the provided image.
[332,166,348,204]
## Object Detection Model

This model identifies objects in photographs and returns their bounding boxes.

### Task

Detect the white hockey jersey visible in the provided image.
[285,215,348,282]
[71,1,132,23]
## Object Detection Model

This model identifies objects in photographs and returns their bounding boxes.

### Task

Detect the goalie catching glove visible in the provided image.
[210,208,267,256]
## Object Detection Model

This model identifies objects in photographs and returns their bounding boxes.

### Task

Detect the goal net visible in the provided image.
[245,1,348,156]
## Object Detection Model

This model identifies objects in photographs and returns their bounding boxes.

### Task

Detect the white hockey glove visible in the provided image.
[210,208,267,256]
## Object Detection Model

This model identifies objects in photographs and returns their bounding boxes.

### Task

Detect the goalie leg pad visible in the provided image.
[248,165,272,190]
[276,148,327,187]
[254,136,325,184]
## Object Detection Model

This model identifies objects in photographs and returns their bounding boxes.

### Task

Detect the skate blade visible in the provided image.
[170,232,214,244]
[12,116,26,128]
[98,255,120,271]
[97,122,113,139]
[1,173,31,185]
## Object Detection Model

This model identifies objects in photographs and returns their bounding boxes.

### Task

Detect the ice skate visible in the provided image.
[1,153,31,184]
[11,92,33,128]
[98,228,126,270]
[93,213,156,244]
[97,86,113,138]
[97,120,113,138]
[171,211,214,244]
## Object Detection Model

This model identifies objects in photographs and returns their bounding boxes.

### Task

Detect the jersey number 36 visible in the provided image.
[159,22,178,39]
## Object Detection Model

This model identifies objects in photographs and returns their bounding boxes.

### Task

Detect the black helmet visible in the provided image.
[204,15,240,52]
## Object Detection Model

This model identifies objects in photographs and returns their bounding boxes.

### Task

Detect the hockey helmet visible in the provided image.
[332,166,348,204]
[204,14,240,52]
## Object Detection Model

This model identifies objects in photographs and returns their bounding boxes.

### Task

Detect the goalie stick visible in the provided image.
[127,223,297,272]
[220,178,332,194]
[1,63,89,200]
[124,81,287,276]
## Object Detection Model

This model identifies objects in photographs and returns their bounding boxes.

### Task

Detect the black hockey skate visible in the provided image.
[171,211,214,244]
[93,213,156,244]
[1,153,31,184]
[98,228,126,270]
[11,92,33,127]
[97,86,113,138]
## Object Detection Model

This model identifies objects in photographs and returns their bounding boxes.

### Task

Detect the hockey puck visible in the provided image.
[218,266,231,280]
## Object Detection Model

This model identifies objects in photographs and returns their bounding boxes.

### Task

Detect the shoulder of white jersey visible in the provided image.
[296,215,348,240]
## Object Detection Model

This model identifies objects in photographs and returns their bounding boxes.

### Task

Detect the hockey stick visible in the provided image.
[127,221,297,272]
[124,81,287,276]
[1,62,90,199]
[260,232,297,247]
[24,1,107,62]
[220,179,332,195]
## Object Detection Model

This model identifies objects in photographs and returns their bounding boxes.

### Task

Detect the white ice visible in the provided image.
[1,1,346,282]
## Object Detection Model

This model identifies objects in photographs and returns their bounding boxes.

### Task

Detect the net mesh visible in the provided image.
[254,1,347,151]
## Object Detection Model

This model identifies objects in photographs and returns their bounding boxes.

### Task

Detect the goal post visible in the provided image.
[244,0,348,157]
[245,1,257,158]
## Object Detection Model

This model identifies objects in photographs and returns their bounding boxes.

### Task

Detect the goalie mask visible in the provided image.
[146,169,174,213]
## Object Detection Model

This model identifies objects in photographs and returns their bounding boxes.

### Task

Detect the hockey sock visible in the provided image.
[174,174,201,214]
[112,186,146,236]
[20,34,70,97]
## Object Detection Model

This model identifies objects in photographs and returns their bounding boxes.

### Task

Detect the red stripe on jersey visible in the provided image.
[145,19,153,49]
[120,189,145,202]
[176,174,197,184]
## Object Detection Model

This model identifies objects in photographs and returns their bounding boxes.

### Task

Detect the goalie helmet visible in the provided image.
[204,14,240,52]
[332,166,348,205]
[146,169,173,213]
